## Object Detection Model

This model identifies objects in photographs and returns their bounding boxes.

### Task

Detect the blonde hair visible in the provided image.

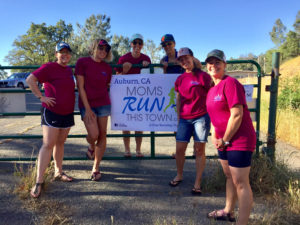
[89,39,113,63]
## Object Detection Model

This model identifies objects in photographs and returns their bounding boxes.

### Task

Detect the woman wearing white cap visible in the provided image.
[205,49,256,224]
[26,42,75,198]
[75,39,113,181]
[169,47,212,195]
[115,33,151,158]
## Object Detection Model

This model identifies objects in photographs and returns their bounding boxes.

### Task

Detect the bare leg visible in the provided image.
[35,126,59,183]
[193,142,206,189]
[92,116,108,173]
[83,115,99,158]
[52,128,71,175]
[219,159,238,214]
[135,131,143,156]
[173,141,188,181]
[230,166,253,225]
[123,130,131,155]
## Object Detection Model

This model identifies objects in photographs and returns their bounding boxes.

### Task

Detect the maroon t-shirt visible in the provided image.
[116,52,151,74]
[206,75,256,151]
[75,57,112,109]
[175,71,212,119]
[32,62,75,115]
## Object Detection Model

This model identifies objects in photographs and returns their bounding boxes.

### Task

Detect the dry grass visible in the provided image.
[14,161,73,225]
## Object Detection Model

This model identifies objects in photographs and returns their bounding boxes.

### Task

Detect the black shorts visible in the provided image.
[218,150,253,168]
[41,107,74,128]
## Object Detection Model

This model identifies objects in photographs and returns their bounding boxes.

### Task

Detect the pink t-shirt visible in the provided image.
[206,75,256,151]
[115,52,151,74]
[175,71,212,119]
[32,62,75,115]
[75,57,112,109]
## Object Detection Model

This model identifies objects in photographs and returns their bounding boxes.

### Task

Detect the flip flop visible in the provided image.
[191,187,202,195]
[86,148,95,160]
[124,151,132,158]
[30,182,44,198]
[169,179,183,187]
[207,209,236,222]
[54,172,73,182]
[91,171,102,181]
[136,151,144,158]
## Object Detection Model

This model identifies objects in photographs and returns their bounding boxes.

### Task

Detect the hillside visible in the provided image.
[280,55,300,78]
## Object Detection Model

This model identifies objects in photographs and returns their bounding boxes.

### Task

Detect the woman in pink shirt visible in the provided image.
[27,42,75,198]
[169,48,212,195]
[75,39,113,181]
[205,49,256,224]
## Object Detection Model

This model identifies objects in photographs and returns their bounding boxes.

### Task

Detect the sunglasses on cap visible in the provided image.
[132,40,143,46]
[98,45,109,53]
[162,42,173,47]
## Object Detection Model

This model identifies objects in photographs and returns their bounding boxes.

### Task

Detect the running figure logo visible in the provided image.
[163,87,177,113]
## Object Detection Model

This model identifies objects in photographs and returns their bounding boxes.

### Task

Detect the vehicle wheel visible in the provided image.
[17,83,25,89]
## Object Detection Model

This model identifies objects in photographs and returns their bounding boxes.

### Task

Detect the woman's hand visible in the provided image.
[40,96,56,107]
[142,61,150,67]
[83,108,96,124]
[123,62,132,74]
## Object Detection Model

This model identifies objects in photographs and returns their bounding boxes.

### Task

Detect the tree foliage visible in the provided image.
[110,34,131,64]
[72,14,112,59]
[269,19,287,47]
[278,76,300,111]
[0,67,8,79]
[142,40,163,63]
[5,20,73,71]
[293,10,300,35]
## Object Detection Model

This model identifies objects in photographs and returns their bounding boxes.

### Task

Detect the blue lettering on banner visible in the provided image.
[122,97,165,114]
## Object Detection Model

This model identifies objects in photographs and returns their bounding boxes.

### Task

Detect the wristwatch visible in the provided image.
[222,140,230,147]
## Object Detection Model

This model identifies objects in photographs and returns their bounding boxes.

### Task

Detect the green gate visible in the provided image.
[0,59,267,161]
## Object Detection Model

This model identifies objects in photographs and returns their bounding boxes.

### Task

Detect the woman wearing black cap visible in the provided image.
[26,42,75,198]
[75,39,113,181]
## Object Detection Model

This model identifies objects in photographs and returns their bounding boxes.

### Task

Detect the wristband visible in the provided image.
[222,140,230,146]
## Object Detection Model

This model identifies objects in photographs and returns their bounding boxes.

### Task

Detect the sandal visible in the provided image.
[124,151,132,158]
[91,171,102,181]
[54,172,73,182]
[30,182,44,198]
[86,148,95,160]
[169,179,183,187]
[136,151,144,158]
[207,209,236,222]
[191,187,202,195]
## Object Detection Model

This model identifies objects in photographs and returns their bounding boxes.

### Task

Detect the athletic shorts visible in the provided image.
[41,107,74,128]
[218,150,253,168]
[79,105,111,120]
[176,113,211,143]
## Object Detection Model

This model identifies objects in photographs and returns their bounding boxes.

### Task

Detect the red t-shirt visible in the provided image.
[206,75,256,151]
[115,52,151,74]
[32,62,75,115]
[175,71,212,119]
[75,57,112,109]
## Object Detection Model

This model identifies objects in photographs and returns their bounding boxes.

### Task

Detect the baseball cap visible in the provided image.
[98,39,111,52]
[177,47,194,58]
[130,33,144,43]
[205,49,226,62]
[55,42,72,52]
[160,34,175,45]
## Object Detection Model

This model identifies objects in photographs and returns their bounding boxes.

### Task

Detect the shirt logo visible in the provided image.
[102,72,107,76]
[190,81,199,85]
[213,94,222,101]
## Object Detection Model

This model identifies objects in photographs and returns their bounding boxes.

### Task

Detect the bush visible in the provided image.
[278,76,300,111]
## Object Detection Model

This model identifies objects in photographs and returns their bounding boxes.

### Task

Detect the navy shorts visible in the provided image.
[80,105,111,120]
[41,107,74,128]
[176,113,211,143]
[218,150,253,168]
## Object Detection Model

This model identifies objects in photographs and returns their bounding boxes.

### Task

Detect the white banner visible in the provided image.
[110,74,180,131]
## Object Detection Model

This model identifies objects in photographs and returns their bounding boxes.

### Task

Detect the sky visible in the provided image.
[0,0,299,71]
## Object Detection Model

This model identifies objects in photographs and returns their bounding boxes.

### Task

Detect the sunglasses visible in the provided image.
[133,40,143,46]
[162,42,173,47]
[98,45,109,53]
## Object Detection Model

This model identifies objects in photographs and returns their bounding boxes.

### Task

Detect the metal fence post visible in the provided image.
[266,52,280,161]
